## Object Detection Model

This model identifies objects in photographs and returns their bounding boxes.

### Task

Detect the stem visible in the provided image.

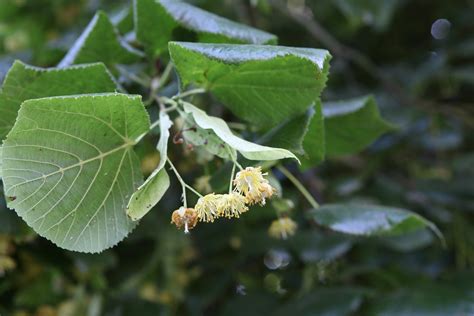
[160,96,178,107]
[167,158,203,208]
[185,183,203,198]
[144,63,174,107]
[167,158,188,207]
[229,163,236,194]
[149,119,161,131]
[226,145,243,170]
[276,165,319,209]
[174,88,206,99]
[157,62,174,88]
[163,102,178,113]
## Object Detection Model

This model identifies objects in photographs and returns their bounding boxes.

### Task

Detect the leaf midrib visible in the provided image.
[4,142,133,195]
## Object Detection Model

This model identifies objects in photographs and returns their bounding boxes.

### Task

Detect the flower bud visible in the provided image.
[171,207,198,233]
[268,218,297,240]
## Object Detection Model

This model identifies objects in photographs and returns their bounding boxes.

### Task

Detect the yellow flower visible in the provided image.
[195,193,220,222]
[217,193,249,218]
[171,207,198,233]
[233,167,275,205]
[268,218,297,240]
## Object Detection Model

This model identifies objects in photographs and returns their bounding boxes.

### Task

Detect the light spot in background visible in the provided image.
[362,11,374,25]
[264,249,291,270]
[236,284,247,296]
[431,18,451,40]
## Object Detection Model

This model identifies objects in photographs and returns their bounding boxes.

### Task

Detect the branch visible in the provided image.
[269,0,474,127]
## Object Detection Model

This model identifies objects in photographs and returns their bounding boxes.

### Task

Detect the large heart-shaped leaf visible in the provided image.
[1,93,150,253]
[310,203,441,238]
[169,42,331,127]
[58,11,143,68]
[127,112,172,221]
[183,102,298,162]
[323,95,394,156]
[134,0,277,55]
[0,61,118,141]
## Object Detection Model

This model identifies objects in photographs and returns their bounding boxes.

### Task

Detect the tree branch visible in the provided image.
[269,0,474,127]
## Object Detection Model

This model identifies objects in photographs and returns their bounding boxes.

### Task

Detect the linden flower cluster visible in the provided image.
[171,167,275,232]
[194,192,249,223]
[233,167,275,205]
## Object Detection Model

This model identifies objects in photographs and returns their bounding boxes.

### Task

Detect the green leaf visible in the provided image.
[169,42,331,127]
[287,231,353,262]
[0,61,118,141]
[134,0,277,55]
[260,109,313,155]
[262,103,325,167]
[310,203,441,237]
[1,93,150,253]
[182,102,298,162]
[127,112,172,221]
[0,146,3,178]
[14,269,64,308]
[113,7,134,35]
[301,102,326,167]
[58,11,143,68]
[323,95,394,156]
[367,274,474,316]
[275,288,365,316]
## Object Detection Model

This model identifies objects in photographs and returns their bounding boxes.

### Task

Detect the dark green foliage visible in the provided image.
[0,0,472,315]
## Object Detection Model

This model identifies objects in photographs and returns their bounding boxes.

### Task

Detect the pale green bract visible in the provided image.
[181,112,236,160]
[127,112,172,221]
[1,93,150,253]
[169,42,331,127]
[182,102,299,162]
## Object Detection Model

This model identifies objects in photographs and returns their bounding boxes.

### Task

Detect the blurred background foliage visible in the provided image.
[0,0,473,315]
